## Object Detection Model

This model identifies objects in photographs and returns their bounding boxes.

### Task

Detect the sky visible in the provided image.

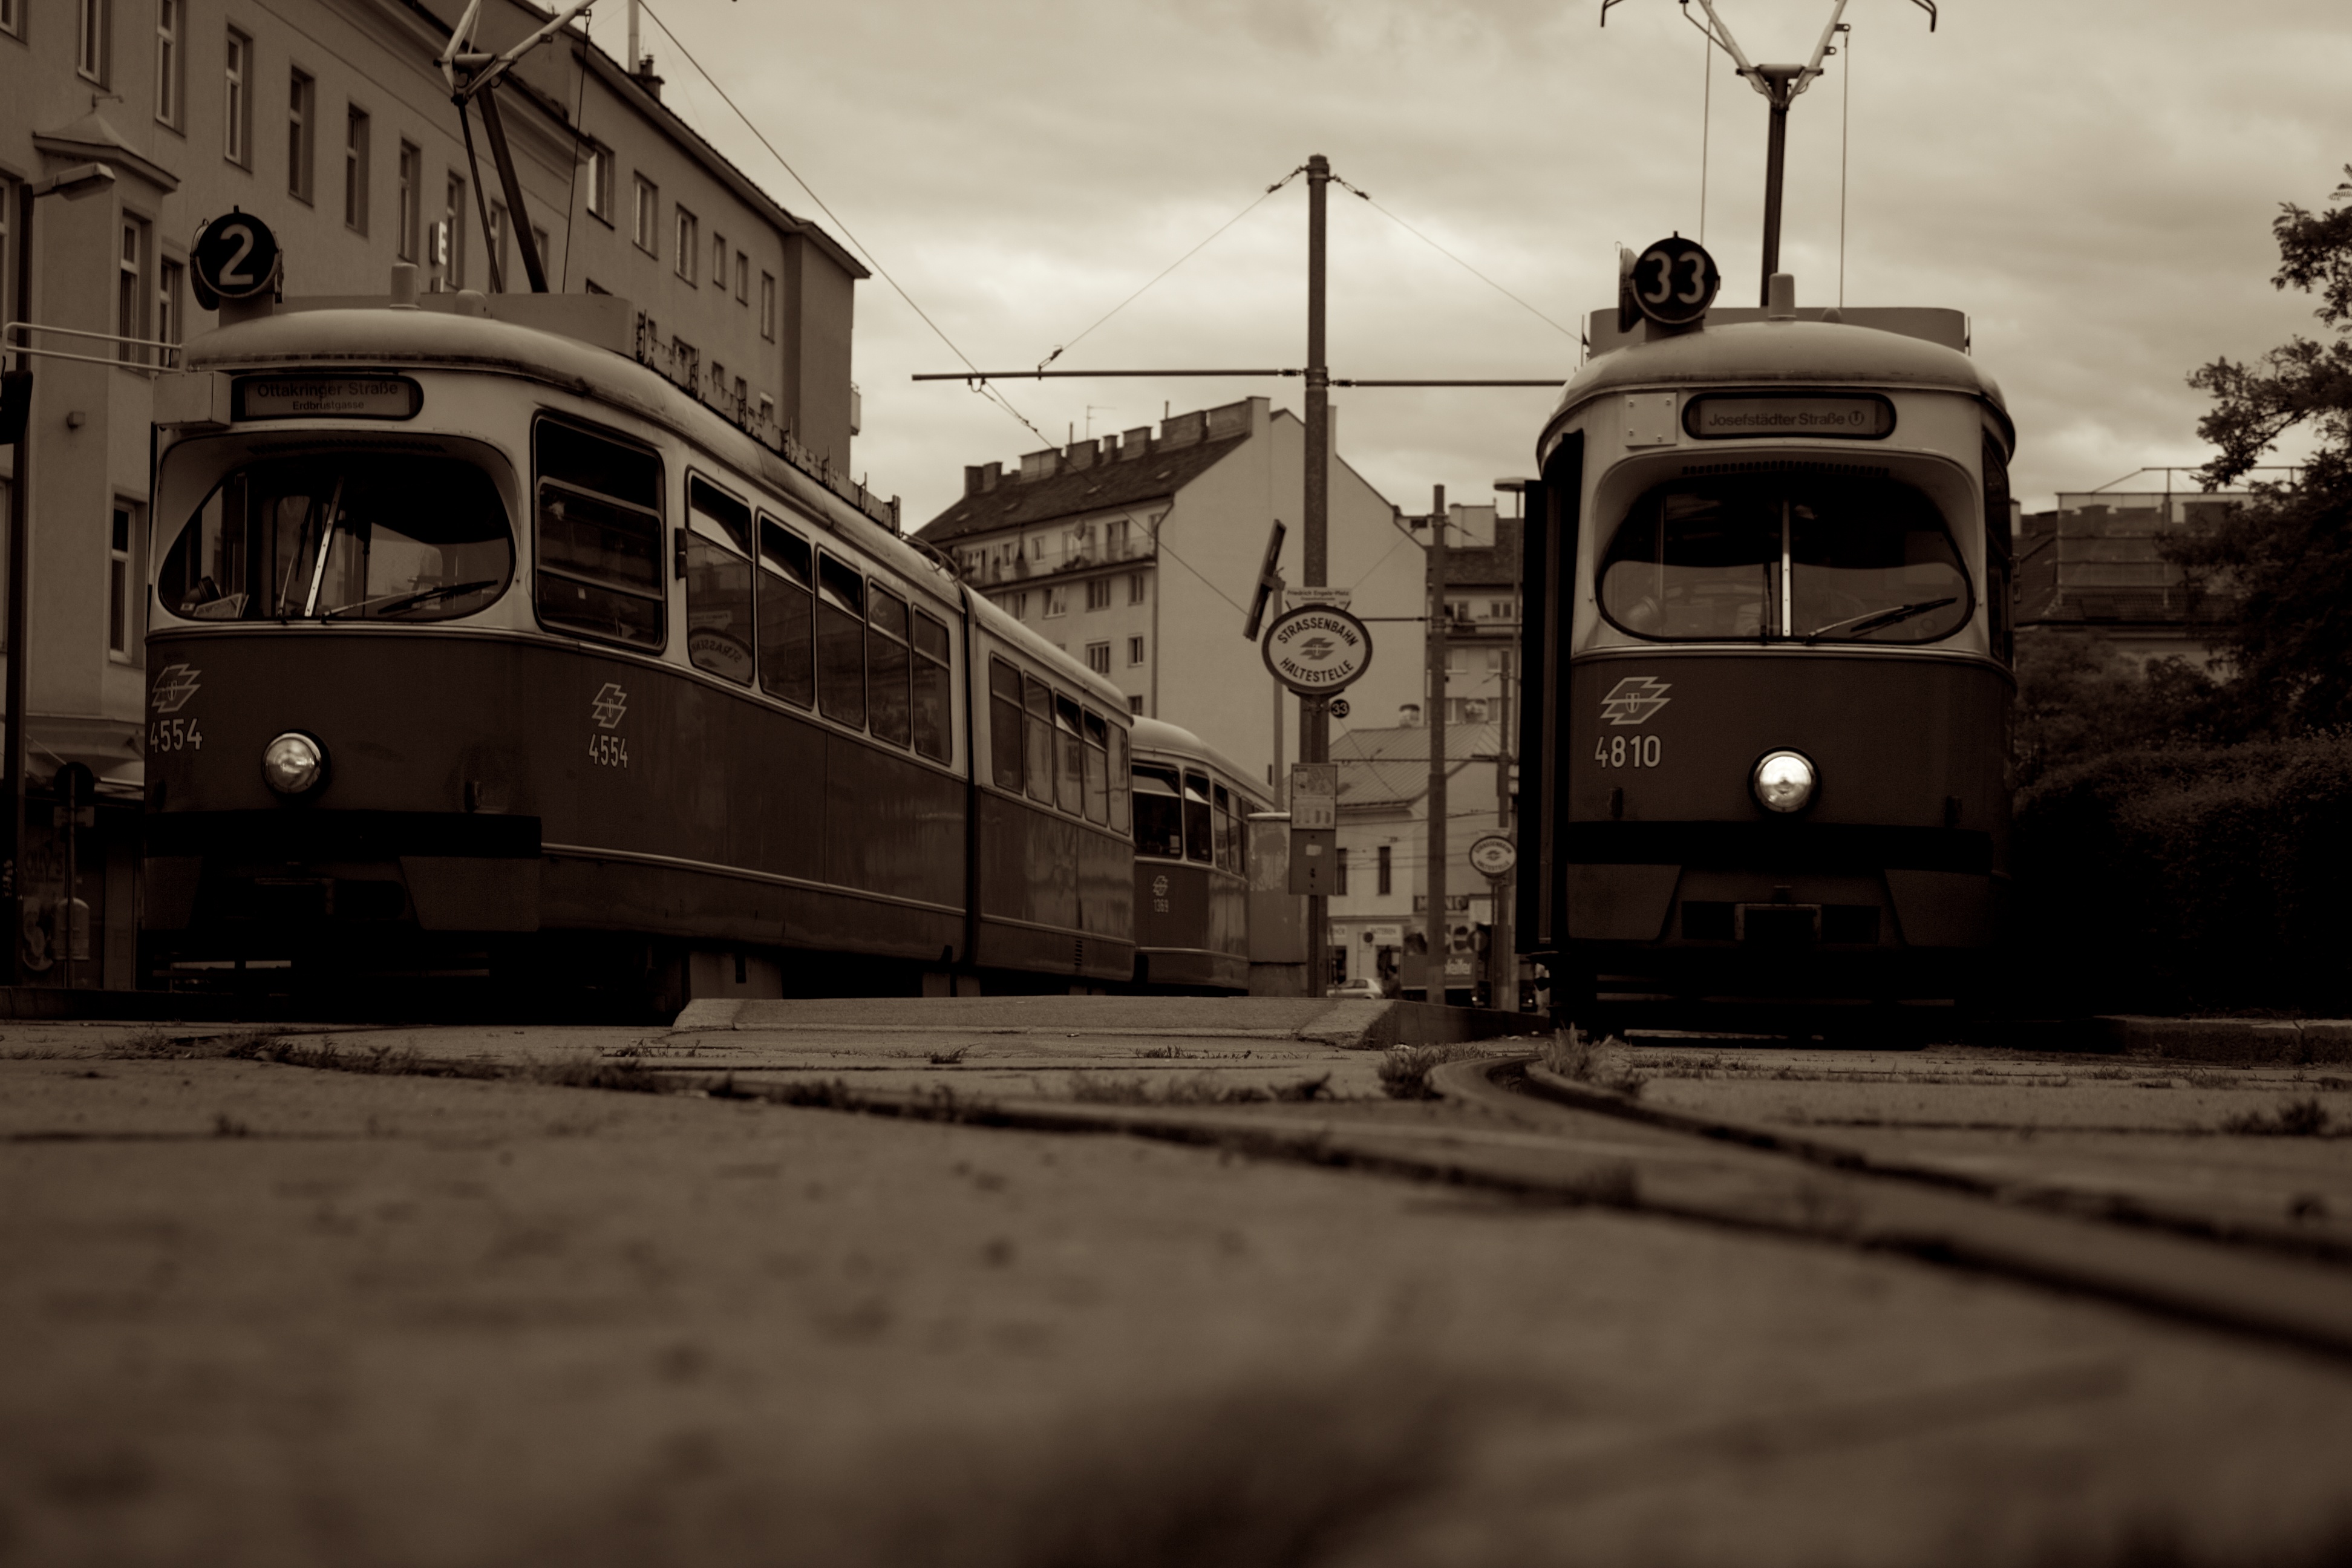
[610,0,2352,531]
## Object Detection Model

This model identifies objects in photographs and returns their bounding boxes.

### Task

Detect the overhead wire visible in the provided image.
[630,0,1054,447]
[1325,174,1579,341]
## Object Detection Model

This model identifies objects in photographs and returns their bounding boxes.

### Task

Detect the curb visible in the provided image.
[2098,1016,2352,1066]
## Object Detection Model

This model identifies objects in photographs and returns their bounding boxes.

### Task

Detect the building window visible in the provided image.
[116,218,146,364]
[674,207,696,281]
[488,201,509,291]
[1377,844,1392,895]
[1044,586,1068,619]
[155,0,181,127]
[711,230,726,287]
[1085,641,1111,675]
[77,0,106,83]
[1085,577,1111,611]
[441,173,465,289]
[1126,635,1145,666]
[1335,848,1349,896]
[109,503,139,658]
[157,257,182,356]
[1128,694,1144,716]
[396,141,419,260]
[287,69,314,201]
[583,143,612,223]
[759,271,775,339]
[734,251,748,303]
[1127,570,1146,605]
[342,106,368,232]
[632,175,658,254]
[223,28,249,165]
[671,337,697,392]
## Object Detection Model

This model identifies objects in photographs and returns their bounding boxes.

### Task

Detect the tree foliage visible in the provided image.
[2173,167,2352,732]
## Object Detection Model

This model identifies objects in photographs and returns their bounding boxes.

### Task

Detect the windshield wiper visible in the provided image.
[1805,596,1957,644]
[322,579,502,621]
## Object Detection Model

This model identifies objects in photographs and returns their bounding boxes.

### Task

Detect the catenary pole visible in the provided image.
[1424,485,1447,1000]
[1302,152,1330,998]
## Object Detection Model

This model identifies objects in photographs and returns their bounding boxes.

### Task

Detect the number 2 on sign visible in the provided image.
[589,734,629,768]
[1594,734,1661,769]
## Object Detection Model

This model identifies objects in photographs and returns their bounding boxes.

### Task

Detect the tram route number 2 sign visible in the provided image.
[191,210,282,310]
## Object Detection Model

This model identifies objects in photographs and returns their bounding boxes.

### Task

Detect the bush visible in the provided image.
[2012,733,2352,1013]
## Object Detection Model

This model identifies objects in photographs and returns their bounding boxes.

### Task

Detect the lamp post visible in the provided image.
[5,161,117,988]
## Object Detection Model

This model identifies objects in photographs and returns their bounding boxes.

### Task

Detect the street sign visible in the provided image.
[1289,762,1336,831]
[191,210,281,309]
[1285,586,1352,611]
[1468,834,1517,878]
[1261,603,1374,696]
[1626,235,1720,328]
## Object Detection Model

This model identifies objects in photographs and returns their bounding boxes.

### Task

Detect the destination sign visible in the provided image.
[1684,393,1894,441]
[234,376,422,421]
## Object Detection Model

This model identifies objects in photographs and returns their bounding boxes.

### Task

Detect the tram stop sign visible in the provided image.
[1261,603,1374,697]
[1468,834,1517,880]
[191,210,282,310]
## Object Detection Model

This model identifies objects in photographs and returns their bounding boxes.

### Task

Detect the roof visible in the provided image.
[1439,517,1523,590]
[1548,318,2010,449]
[1332,722,1500,809]
[1129,717,1263,802]
[916,434,1249,546]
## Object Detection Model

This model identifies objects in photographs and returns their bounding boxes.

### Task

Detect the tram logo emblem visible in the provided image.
[590,682,629,730]
[151,664,202,714]
[1599,676,1672,727]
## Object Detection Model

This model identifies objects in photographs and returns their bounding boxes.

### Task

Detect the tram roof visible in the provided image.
[1550,318,2011,446]
[1128,717,1263,801]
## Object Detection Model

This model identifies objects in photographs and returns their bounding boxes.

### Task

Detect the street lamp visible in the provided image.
[5,160,117,987]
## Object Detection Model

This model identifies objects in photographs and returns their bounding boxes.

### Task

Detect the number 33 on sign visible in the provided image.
[1595,734,1661,769]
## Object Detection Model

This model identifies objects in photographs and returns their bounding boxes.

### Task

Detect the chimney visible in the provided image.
[1019,449,1060,483]
[1064,438,1098,471]
[1119,426,1152,460]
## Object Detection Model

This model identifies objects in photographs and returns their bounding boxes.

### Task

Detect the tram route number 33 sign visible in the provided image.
[1261,604,1374,696]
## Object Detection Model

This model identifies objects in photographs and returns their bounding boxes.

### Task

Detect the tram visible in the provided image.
[142,278,1135,1006]
[1128,719,1271,990]
[1516,255,2014,1027]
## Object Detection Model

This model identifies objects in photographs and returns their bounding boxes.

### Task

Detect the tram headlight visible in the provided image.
[1751,750,1816,815]
[261,731,328,796]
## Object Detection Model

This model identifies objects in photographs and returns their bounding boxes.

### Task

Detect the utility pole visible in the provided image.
[1302,152,1330,998]
[1423,485,1448,1002]
[1492,590,1515,1012]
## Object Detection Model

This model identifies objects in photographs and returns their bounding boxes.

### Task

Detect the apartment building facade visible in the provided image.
[1,0,865,987]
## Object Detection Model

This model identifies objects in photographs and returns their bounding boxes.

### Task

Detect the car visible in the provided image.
[1331,977,1385,1000]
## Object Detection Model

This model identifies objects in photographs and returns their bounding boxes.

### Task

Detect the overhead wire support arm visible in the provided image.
[435,0,593,293]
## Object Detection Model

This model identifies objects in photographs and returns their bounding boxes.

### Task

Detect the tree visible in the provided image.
[2174,166,2352,732]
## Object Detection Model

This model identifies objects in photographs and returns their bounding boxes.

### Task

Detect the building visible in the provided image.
[1325,719,1507,1000]
[1,0,867,988]
[2017,477,2252,665]
[916,396,1418,790]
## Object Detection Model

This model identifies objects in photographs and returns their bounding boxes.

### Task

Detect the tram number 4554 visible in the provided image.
[1595,734,1661,769]
[589,733,630,768]
[150,718,204,753]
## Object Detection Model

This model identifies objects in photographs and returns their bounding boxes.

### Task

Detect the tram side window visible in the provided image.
[1081,711,1109,825]
[1054,695,1085,816]
[756,515,815,707]
[1212,784,1236,874]
[988,658,1025,791]
[867,586,913,748]
[910,611,952,763]
[1108,725,1131,835]
[1182,771,1214,864]
[1599,475,1970,645]
[685,475,754,684]
[815,552,866,727]
[1134,765,1183,857]
[1022,676,1054,805]
[535,418,665,649]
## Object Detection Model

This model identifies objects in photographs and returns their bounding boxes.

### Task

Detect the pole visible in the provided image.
[1492,616,1515,1012]
[1757,67,1800,304]
[1424,485,1447,1002]
[6,180,33,988]
[472,83,550,293]
[1302,152,1330,998]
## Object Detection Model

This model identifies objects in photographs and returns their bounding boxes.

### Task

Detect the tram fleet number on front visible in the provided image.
[1595,735,1662,769]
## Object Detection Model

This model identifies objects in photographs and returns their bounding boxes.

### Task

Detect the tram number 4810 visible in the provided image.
[588,734,630,768]
[1595,734,1661,769]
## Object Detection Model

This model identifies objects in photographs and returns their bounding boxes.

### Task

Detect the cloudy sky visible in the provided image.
[613,0,2352,528]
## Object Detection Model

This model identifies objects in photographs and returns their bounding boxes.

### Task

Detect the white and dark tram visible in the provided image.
[1515,254,2015,1027]
[1127,718,1272,991]
[141,286,1138,1005]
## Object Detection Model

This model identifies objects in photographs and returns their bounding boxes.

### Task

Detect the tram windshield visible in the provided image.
[1598,476,1970,644]
[158,452,512,622]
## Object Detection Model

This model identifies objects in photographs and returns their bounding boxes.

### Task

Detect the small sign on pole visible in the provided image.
[1289,762,1336,831]
[1468,834,1517,879]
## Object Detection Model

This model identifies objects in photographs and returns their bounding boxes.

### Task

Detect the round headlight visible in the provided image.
[261,731,327,796]
[1751,750,1817,814]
